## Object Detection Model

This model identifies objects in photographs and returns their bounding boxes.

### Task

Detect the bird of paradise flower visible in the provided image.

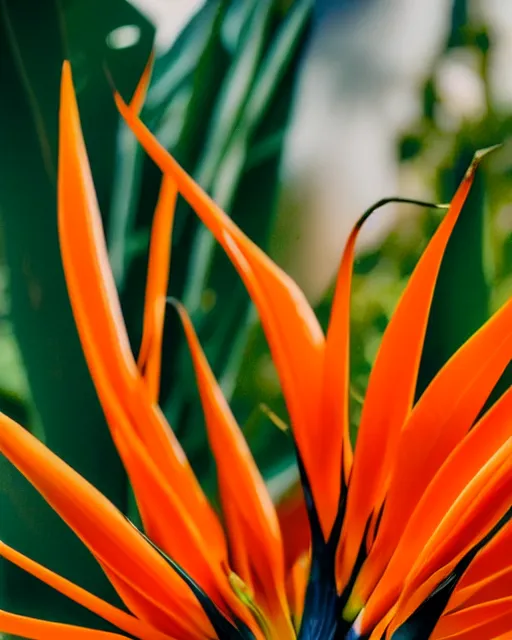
[0,59,511,640]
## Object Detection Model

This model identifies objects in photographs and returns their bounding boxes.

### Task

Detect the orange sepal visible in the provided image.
[387,438,512,635]
[129,51,155,116]
[0,542,169,640]
[59,61,227,557]
[0,413,208,639]
[338,149,495,590]
[113,93,327,533]
[0,611,134,640]
[360,386,512,633]
[137,175,178,402]
[352,296,512,605]
[431,598,512,640]
[175,302,293,638]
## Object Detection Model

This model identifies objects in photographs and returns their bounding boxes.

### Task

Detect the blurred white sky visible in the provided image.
[126,0,512,302]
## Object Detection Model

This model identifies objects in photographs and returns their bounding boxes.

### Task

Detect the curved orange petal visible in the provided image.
[0,412,209,639]
[59,61,226,558]
[175,302,294,639]
[0,611,134,640]
[128,51,155,116]
[113,94,327,534]
[448,566,512,612]
[338,148,495,589]
[352,296,512,605]
[454,519,512,597]
[388,438,512,635]
[431,598,512,639]
[137,175,178,403]
[0,542,169,640]
[74,313,247,626]
[360,385,512,631]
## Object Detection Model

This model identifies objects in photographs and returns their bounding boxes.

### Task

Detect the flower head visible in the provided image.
[0,61,510,640]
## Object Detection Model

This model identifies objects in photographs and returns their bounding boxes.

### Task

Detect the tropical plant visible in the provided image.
[0,60,510,640]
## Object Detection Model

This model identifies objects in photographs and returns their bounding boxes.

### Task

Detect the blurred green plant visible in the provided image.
[0,0,313,628]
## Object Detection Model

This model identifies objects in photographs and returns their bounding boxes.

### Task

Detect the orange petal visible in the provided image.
[360,385,512,632]
[129,51,155,116]
[75,315,245,625]
[352,296,512,605]
[431,598,512,640]
[0,611,134,640]
[454,519,512,598]
[448,566,512,612]
[0,542,169,640]
[137,175,178,402]
[113,94,327,532]
[319,220,358,529]
[0,412,208,639]
[59,61,226,556]
[389,438,512,634]
[338,149,494,589]
[175,302,294,638]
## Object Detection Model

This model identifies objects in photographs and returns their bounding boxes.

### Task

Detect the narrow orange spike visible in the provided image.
[320,221,358,527]
[0,413,208,639]
[175,302,294,639]
[360,388,512,632]
[351,296,512,606]
[322,197,444,536]
[338,148,495,589]
[129,51,155,116]
[389,438,512,634]
[0,611,134,640]
[137,175,178,403]
[59,61,227,556]
[0,542,170,640]
[113,93,328,532]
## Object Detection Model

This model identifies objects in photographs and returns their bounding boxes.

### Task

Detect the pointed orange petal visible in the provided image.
[76,316,244,625]
[175,302,293,637]
[454,519,512,596]
[59,61,226,554]
[352,296,512,604]
[0,612,134,640]
[129,51,155,116]
[319,221,358,529]
[388,438,512,634]
[338,149,493,588]
[361,387,512,631]
[137,175,177,402]
[448,566,512,613]
[431,598,512,640]
[0,412,208,638]
[113,94,327,530]
[0,542,169,640]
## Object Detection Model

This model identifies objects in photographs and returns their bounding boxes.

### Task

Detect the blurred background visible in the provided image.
[0,0,512,630]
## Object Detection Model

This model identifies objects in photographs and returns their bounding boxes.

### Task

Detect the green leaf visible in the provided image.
[0,0,152,624]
